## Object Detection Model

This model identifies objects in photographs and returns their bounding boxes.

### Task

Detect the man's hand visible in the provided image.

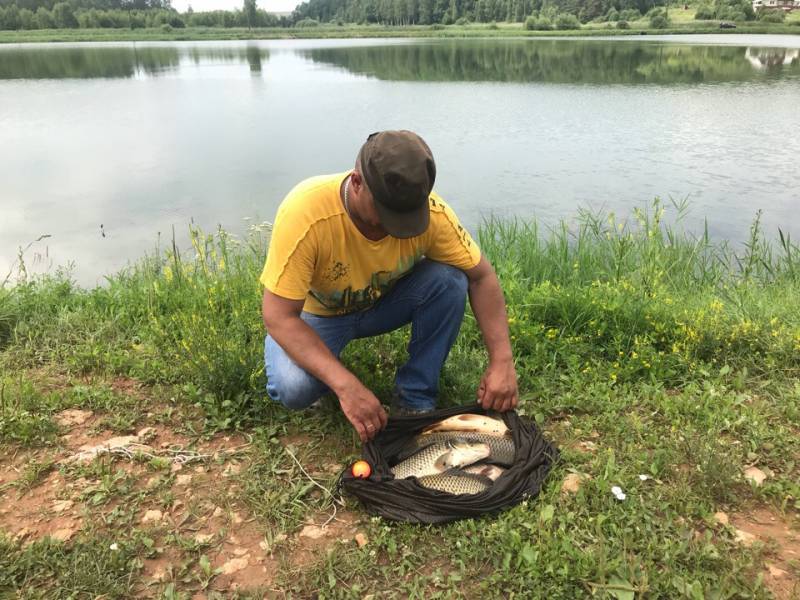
[336,377,388,442]
[465,256,518,412]
[477,359,518,412]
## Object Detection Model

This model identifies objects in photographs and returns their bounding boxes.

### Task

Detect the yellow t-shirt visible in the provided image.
[260,172,482,316]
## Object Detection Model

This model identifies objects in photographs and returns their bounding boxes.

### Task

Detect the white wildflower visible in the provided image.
[109,543,119,551]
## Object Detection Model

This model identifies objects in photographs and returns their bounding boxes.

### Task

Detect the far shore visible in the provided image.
[1,21,799,44]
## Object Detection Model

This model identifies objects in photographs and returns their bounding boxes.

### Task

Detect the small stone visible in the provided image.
[223,463,241,477]
[233,547,248,556]
[561,473,589,495]
[713,512,729,526]
[734,529,757,546]
[354,533,368,547]
[743,466,767,486]
[299,525,326,539]
[51,527,76,541]
[137,426,156,439]
[194,466,205,474]
[53,500,74,513]
[175,474,192,486]
[220,556,249,575]
[231,512,243,524]
[766,564,787,578]
[211,506,224,518]
[56,409,93,427]
[195,533,214,544]
[141,509,163,524]
[145,476,160,489]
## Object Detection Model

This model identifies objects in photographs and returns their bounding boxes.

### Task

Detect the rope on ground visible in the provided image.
[283,445,345,527]
[63,440,251,465]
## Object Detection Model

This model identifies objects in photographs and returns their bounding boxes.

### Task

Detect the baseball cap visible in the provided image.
[358,130,436,238]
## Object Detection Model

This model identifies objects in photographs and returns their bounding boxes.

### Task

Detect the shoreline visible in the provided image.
[1,23,799,44]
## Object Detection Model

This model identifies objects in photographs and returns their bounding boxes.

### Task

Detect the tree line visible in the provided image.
[291,0,669,25]
[0,0,763,29]
[0,0,286,29]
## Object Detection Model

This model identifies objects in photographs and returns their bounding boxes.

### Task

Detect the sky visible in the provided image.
[171,0,300,13]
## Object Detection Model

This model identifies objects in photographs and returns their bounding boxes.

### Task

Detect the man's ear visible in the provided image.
[350,171,364,194]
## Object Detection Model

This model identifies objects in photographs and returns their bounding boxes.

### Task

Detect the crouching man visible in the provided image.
[260,130,518,441]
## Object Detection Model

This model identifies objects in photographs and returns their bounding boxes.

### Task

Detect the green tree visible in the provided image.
[243,0,256,28]
[35,6,54,27]
[1,4,21,29]
[18,7,36,28]
[52,2,78,27]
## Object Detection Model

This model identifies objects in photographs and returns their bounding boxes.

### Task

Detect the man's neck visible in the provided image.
[342,176,388,242]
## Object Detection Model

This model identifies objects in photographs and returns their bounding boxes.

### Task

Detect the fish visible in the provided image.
[398,431,516,466]
[416,470,493,495]
[420,413,509,436]
[390,439,490,480]
[463,463,506,481]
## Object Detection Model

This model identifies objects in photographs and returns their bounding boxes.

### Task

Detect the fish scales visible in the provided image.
[400,431,516,466]
[390,439,490,480]
[416,471,492,495]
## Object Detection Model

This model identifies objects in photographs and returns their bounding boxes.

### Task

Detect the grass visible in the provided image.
[1,18,799,44]
[0,200,799,597]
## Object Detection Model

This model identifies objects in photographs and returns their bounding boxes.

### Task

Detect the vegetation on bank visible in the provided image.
[2,0,800,39]
[1,201,799,596]
[1,19,799,42]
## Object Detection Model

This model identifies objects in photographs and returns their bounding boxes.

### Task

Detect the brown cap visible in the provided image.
[358,130,436,239]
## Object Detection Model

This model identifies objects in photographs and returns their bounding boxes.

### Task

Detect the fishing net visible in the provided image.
[340,404,559,524]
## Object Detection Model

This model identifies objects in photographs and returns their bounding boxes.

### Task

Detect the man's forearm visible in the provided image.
[468,272,513,364]
[266,317,356,394]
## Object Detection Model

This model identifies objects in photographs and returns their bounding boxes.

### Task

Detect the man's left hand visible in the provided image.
[477,359,518,412]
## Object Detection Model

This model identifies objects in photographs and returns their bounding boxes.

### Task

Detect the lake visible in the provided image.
[1,35,799,285]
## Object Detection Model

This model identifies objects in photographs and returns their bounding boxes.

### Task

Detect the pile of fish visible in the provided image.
[390,414,515,495]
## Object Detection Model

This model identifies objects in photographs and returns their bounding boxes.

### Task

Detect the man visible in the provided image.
[260,130,517,442]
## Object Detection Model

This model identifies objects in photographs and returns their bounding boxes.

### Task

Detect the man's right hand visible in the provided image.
[336,377,388,442]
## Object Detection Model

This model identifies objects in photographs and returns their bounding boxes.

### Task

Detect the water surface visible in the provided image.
[1,36,799,284]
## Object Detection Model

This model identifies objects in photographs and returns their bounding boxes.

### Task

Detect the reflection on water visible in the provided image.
[745,47,800,69]
[0,45,269,79]
[1,37,799,285]
[307,40,800,84]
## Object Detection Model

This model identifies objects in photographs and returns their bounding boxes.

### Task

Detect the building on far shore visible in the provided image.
[751,0,799,11]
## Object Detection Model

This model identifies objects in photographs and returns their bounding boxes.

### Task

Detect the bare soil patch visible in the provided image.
[732,508,800,600]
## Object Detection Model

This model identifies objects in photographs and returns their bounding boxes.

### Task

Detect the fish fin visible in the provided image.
[433,451,454,472]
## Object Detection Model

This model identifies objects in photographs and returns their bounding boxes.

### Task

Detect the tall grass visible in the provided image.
[2,201,798,422]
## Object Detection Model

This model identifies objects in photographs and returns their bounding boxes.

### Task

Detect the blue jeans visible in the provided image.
[264,260,468,412]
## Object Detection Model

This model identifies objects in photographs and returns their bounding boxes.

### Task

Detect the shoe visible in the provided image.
[391,405,434,417]
[389,392,434,417]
